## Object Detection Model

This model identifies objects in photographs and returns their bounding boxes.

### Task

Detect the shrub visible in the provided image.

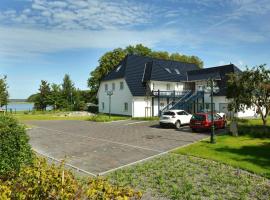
[0,157,142,199]
[0,180,11,200]
[238,125,270,138]
[0,115,33,179]
[86,178,142,199]
[10,158,80,199]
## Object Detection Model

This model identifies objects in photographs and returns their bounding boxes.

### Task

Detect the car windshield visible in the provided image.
[163,111,175,116]
[191,114,205,121]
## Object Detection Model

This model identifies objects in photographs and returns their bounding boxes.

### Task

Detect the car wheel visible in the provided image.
[175,120,181,130]
[191,128,197,132]
[159,123,165,128]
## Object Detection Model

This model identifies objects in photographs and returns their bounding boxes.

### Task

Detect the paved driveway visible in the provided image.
[26,120,208,176]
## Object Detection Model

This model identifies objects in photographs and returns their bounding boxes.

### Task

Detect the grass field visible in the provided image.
[173,135,270,178]
[108,154,270,200]
[12,111,91,121]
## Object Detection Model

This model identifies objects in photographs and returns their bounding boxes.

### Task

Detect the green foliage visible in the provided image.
[132,117,159,121]
[227,64,270,125]
[34,80,51,110]
[0,157,142,199]
[0,75,9,107]
[0,115,33,179]
[31,75,88,112]
[88,44,204,94]
[88,114,130,122]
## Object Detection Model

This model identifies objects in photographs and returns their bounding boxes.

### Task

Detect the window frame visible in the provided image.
[124,102,128,111]
[120,81,124,90]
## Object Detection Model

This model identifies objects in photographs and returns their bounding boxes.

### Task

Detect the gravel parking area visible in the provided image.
[26,120,208,176]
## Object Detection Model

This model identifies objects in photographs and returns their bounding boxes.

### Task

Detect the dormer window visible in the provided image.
[164,68,171,73]
[175,69,180,74]
[116,65,122,72]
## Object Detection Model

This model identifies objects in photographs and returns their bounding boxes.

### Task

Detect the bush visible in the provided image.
[10,158,80,199]
[0,115,33,179]
[0,157,142,199]
[238,125,270,138]
[87,105,98,113]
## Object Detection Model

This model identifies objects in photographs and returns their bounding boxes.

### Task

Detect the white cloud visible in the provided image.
[0,0,153,30]
[0,26,182,61]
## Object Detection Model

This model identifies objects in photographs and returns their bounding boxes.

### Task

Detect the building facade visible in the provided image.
[97,55,256,118]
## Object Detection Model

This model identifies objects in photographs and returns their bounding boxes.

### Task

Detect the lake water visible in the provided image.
[1,103,34,111]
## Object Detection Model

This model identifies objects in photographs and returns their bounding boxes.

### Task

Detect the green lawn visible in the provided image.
[88,114,130,122]
[108,154,270,199]
[12,112,91,121]
[131,116,159,121]
[173,135,270,178]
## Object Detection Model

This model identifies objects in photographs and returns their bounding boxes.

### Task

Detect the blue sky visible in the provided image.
[0,0,270,99]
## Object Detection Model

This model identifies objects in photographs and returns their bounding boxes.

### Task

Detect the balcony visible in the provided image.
[152,90,191,98]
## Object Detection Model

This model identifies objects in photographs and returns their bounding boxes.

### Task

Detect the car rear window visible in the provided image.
[191,114,206,121]
[163,111,175,116]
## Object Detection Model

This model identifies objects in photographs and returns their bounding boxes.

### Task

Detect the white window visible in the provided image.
[120,82,124,90]
[102,102,105,110]
[175,69,180,74]
[165,68,171,73]
[116,65,122,72]
[105,84,108,91]
[166,83,171,90]
[112,83,115,91]
[124,102,128,111]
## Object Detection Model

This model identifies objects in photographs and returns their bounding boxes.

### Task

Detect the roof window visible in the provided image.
[165,68,171,73]
[175,69,180,74]
[116,65,122,72]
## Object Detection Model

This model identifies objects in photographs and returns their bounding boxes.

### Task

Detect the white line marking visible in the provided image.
[125,121,148,125]
[98,151,168,176]
[34,126,162,153]
[33,149,97,177]
[99,135,210,176]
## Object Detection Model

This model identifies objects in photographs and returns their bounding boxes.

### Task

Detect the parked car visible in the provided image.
[159,110,192,129]
[190,113,227,132]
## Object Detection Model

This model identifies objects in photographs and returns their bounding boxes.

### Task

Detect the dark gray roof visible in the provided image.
[102,54,241,97]
[103,54,199,96]
[187,64,241,96]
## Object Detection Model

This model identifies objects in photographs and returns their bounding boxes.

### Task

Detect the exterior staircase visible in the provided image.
[161,90,204,113]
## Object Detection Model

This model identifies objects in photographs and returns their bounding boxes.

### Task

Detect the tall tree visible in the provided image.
[0,75,9,107]
[227,64,270,126]
[87,44,204,94]
[62,74,75,106]
[34,80,51,110]
[49,83,63,110]
[88,48,126,92]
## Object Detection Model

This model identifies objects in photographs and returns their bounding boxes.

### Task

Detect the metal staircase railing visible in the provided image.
[171,91,204,110]
[161,90,192,113]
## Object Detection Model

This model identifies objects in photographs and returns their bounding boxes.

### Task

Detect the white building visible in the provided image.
[97,55,256,118]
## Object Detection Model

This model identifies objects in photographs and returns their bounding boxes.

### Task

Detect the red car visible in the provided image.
[190,113,226,132]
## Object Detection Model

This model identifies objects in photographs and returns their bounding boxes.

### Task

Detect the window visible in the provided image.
[116,65,122,72]
[163,111,175,116]
[178,111,188,115]
[102,102,105,110]
[175,69,180,74]
[120,82,124,90]
[164,68,171,73]
[112,83,115,91]
[124,102,128,111]
[166,83,171,90]
[105,84,108,91]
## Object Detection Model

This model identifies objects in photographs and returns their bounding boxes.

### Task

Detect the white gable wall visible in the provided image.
[98,79,133,116]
